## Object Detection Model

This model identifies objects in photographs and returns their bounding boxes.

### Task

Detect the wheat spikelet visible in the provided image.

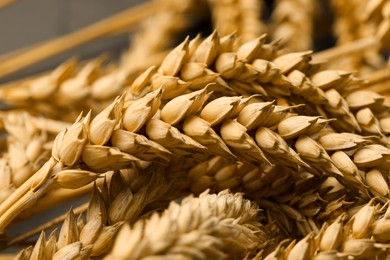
[262,198,390,259]
[3,2,390,257]
[105,190,269,259]
[2,52,390,234]
[2,32,379,136]
[13,165,191,258]
[0,112,70,207]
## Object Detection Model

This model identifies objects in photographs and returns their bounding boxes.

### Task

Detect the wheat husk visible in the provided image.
[5,3,390,258]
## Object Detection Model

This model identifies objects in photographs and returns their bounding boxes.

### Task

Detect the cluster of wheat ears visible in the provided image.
[2,0,390,259]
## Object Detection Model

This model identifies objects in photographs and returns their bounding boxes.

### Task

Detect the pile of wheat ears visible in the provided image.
[2,0,390,259]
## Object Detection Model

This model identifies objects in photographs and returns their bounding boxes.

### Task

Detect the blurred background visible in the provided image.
[0,0,145,81]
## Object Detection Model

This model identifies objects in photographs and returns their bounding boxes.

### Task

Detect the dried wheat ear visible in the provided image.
[3,0,390,259]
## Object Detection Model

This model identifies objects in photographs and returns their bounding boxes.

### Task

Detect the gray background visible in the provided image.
[0,0,145,81]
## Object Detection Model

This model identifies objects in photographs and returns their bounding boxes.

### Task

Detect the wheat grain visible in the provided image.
[3,7,390,258]
[106,190,269,259]
[13,165,188,257]
[262,199,390,259]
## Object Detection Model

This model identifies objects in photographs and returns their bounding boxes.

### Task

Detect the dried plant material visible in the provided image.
[372,203,390,242]
[277,116,323,139]
[122,88,162,132]
[183,115,236,160]
[237,101,274,131]
[129,65,157,96]
[158,37,189,76]
[215,52,245,79]
[52,169,100,189]
[262,105,298,127]
[14,246,33,259]
[295,135,342,176]
[200,96,241,126]
[180,62,219,89]
[80,214,103,246]
[351,199,379,239]
[288,233,316,259]
[207,0,265,43]
[323,89,358,123]
[6,6,390,259]
[220,119,271,165]
[146,118,208,160]
[288,70,327,104]
[59,58,103,101]
[57,209,78,249]
[192,30,219,66]
[353,144,390,168]
[87,185,107,224]
[111,129,171,164]
[46,230,57,260]
[318,133,367,151]
[342,239,381,259]
[89,95,124,145]
[272,51,312,74]
[106,191,269,259]
[356,107,383,135]
[311,70,355,90]
[219,33,237,54]
[29,231,46,260]
[330,151,367,194]
[90,70,128,101]
[82,145,139,172]
[365,169,390,197]
[123,0,198,73]
[91,222,123,256]
[151,75,191,99]
[379,117,390,133]
[373,217,390,243]
[345,90,385,110]
[237,35,266,63]
[53,242,85,260]
[52,113,90,166]
[330,0,384,71]
[107,186,133,223]
[255,127,308,168]
[235,63,261,83]
[319,214,346,251]
[160,87,210,125]
[0,58,75,105]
